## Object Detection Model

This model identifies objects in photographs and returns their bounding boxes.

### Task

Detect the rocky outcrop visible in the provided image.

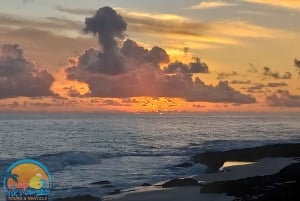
[201,162,300,201]
[162,178,199,188]
[192,143,300,171]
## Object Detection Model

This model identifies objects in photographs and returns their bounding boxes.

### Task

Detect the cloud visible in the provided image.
[163,58,209,74]
[0,44,55,99]
[81,7,127,75]
[248,64,258,73]
[67,65,255,103]
[267,90,300,107]
[100,99,128,106]
[190,1,238,10]
[122,98,140,104]
[23,0,34,4]
[65,7,255,104]
[67,38,169,76]
[247,82,288,93]
[64,86,85,98]
[0,13,82,35]
[192,104,206,108]
[185,80,255,103]
[56,5,94,16]
[247,84,266,93]
[237,10,268,16]
[217,71,238,80]
[121,39,169,70]
[0,27,97,72]
[263,67,292,79]
[84,7,127,53]
[294,59,300,74]
[231,80,252,84]
[241,0,300,10]
[267,82,288,87]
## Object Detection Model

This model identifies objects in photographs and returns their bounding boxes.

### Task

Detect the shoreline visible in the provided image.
[53,143,300,201]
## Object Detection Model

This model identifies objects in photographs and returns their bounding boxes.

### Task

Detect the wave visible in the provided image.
[0,148,191,175]
[35,151,106,172]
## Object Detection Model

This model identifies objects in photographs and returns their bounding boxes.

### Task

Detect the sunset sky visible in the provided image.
[0,0,300,112]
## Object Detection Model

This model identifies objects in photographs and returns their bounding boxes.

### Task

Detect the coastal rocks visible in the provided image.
[162,178,199,188]
[192,143,300,171]
[53,195,101,201]
[201,162,300,201]
[141,183,151,186]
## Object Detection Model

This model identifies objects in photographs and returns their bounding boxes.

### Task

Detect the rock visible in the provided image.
[200,162,300,201]
[162,178,199,188]
[192,143,300,171]
[175,162,194,168]
[141,183,151,186]
[53,195,100,201]
[90,180,111,185]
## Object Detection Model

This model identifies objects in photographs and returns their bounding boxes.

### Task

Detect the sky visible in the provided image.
[0,0,300,113]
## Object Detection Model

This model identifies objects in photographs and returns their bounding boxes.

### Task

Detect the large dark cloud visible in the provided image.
[85,6,127,53]
[121,39,169,70]
[66,66,255,103]
[82,7,127,75]
[266,90,300,107]
[0,44,55,99]
[263,67,292,79]
[65,7,255,104]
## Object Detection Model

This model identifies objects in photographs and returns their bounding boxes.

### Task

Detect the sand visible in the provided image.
[103,157,297,201]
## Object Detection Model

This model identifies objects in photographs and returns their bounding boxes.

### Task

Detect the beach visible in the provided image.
[54,143,300,201]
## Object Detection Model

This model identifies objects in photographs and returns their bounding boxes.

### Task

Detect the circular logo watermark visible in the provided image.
[3,159,51,201]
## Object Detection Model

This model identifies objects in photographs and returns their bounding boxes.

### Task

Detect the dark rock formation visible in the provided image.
[192,143,300,171]
[162,178,199,188]
[201,162,300,201]
[141,183,151,186]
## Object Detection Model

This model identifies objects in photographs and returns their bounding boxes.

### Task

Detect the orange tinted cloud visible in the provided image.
[242,0,300,10]
[189,1,238,10]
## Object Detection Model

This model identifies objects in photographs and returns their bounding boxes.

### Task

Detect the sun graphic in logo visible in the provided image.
[4,159,51,198]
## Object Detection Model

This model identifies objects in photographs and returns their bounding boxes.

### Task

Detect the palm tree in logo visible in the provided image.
[5,170,19,185]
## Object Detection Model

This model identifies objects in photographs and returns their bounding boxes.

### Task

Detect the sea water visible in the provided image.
[0,112,299,200]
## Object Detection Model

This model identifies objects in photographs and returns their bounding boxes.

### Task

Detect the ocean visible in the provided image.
[0,112,299,200]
